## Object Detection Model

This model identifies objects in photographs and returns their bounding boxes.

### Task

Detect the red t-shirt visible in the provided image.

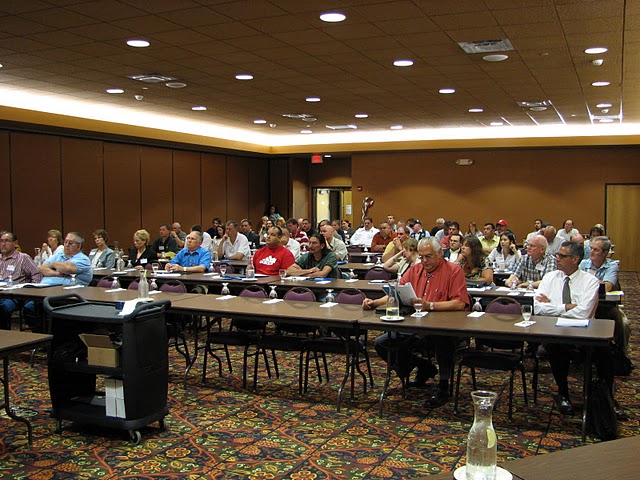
[252,245,295,276]
[400,258,469,306]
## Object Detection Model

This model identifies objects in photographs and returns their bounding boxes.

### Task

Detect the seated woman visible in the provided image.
[456,236,494,285]
[382,237,420,279]
[286,233,339,278]
[488,232,520,271]
[341,219,355,243]
[129,229,158,269]
[38,228,64,262]
[464,221,482,239]
[584,223,606,257]
[211,224,225,252]
[88,229,115,268]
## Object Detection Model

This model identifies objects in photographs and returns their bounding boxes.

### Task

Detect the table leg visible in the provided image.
[2,357,33,445]
[581,346,593,442]
[378,331,393,416]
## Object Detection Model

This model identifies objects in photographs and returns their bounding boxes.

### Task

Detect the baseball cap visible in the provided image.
[497,219,508,226]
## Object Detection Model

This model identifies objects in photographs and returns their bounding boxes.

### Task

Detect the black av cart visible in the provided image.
[44,294,170,444]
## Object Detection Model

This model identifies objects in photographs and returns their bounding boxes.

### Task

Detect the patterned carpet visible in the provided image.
[1,272,638,479]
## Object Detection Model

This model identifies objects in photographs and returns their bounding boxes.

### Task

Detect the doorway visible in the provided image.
[313,187,352,227]
[605,184,640,272]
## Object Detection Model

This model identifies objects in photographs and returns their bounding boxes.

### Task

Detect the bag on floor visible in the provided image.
[587,377,618,441]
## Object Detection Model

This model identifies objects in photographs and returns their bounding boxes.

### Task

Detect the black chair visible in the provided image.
[454,297,528,419]
[158,280,191,369]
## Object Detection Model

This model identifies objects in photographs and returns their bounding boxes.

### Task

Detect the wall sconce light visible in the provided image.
[456,158,474,166]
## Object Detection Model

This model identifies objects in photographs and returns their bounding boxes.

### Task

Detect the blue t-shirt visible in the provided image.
[169,246,211,271]
[43,251,93,286]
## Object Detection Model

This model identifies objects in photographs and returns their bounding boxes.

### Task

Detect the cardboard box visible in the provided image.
[79,334,120,367]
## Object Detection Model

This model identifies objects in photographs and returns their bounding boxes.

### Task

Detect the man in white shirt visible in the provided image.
[320,222,347,260]
[535,241,610,415]
[216,221,250,260]
[524,218,544,245]
[556,219,579,242]
[443,233,462,263]
[349,216,379,247]
[280,227,300,259]
[543,225,564,255]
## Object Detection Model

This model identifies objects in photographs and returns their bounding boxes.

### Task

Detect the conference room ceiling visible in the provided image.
[0,0,637,141]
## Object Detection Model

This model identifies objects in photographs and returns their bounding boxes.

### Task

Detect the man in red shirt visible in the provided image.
[370,222,397,252]
[286,218,309,249]
[364,237,468,406]
[252,227,295,276]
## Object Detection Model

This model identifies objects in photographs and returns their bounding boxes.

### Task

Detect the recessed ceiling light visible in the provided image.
[468,108,484,113]
[585,47,608,54]
[166,82,187,88]
[439,88,455,94]
[235,74,253,80]
[306,96,321,102]
[106,88,124,94]
[490,121,504,126]
[530,106,547,112]
[320,12,346,22]
[127,39,150,48]
[301,129,313,134]
[483,54,508,62]
[591,81,610,87]
[599,118,614,123]
[393,60,413,67]
[253,119,267,124]
[191,106,207,111]
[355,113,368,118]
[390,125,403,130]
[324,154,332,158]
[596,103,612,108]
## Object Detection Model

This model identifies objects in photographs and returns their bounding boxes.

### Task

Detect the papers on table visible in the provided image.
[320,302,338,308]
[263,298,283,304]
[154,273,181,277]
[118,299,152,316]
[216,295,235,301]
[105,288,126,293]
[287,276,307,281]
[63,285,85,290]
[467,287,490,293]
[411,311,428,318]
[345,279,359,283]
[467,311,485,318]
[0,282,50,290]
[203,272,221,277]
[112,271,128,275]
[149,290,162,295]
[514,320,536,328]
[368,279,387,284]
[556,318,590,327]
[315,280,331,284]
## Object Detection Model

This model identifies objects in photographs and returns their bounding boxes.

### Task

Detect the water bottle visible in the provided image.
[116,251,125,272]
[7,274,14,287]
[246,254,255,280]
[212,250,219,262]
[138,270,149,300]
[386,281,400,318]
[466,390,498,480]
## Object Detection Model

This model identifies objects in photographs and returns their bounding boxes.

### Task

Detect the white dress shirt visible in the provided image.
[285,237,301,259]
[221,234,250,260]
[534,269,599,319]
[349,226,379,247]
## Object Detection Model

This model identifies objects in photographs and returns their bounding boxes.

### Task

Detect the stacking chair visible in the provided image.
[127,278,140,290]
[158,280,191,368]
[454,296,528,419]
[202,285,275,389]
[302,288,374,408]
[96,277,115,288]
[253,287,321,393]
[365,267,390,281]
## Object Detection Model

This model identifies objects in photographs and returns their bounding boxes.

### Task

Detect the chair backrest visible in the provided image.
[128,278,140,290]
[97,277,114,288]
[335,288,366,305]
[284,286,316,302]
[347,245,362,253]
[485,296,523,315]
[159,280,187,293]
[239,285,267,298]
[365,267,390,281]
[191,284,209,295]
[214,264,235,274]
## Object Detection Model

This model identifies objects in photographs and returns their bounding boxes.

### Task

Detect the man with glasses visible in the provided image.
[363,237,468,407]
[506,234,557,289]
[166,231,211,273]
[535,241,606,415]
[0,232,42,329]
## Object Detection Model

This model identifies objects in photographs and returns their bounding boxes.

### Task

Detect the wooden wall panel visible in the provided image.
[290,158,309,220]
[11,132,61,254]
[201,153,227,227]
[173,150,202,229]
[226,156,249,222]
[0,132,11,232]
[104,143,140,249]
[308,157,351,188]
[140,146,173,231]
[249,158,269,225]
[269,157,290,220]
[61,137,104,243]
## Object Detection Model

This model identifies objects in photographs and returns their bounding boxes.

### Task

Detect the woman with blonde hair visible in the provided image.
[129,229,158,269]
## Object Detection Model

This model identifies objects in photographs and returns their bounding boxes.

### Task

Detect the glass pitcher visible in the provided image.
[466,390,498,480]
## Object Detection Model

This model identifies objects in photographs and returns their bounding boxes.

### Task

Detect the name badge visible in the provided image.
[159,246,165,251]
[7,265,15,272]
[140,258,148,264]
[535,264,544,272]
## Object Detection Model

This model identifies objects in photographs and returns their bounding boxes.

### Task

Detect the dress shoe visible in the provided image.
[427,387,451,407]
[409,360,438,388]
[557,395,575,415]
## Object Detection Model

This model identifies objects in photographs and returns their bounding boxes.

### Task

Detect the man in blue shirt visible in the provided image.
[166,231,211,273]
[40,232,93,286]
[579,236,619,291]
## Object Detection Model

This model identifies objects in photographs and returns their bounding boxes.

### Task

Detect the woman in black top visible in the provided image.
[129,229,158,269]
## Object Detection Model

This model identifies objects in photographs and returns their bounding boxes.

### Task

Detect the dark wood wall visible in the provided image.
[0,131,269,253]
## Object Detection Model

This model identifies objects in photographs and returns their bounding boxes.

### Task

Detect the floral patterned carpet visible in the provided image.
[1,272,638,479]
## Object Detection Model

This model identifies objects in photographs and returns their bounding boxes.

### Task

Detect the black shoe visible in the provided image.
[409,361,438,388]
[557,395,574,415]
[427,387,451,407]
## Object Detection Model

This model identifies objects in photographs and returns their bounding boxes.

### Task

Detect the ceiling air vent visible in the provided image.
[127,73,177,83]
[326,125,357,130]
[458,39,514,54]
[516,100,552,108]
[281,113,315,119]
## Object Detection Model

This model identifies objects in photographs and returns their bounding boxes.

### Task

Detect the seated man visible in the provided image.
[280,227,301,259]
[544,225,564,256]
[370,222,396,252]
[240,219,261,250]
[443,233,463,263]
[535,241,612,415]
[440,221,460,249]
[410,219,429,241]
[252,226,295,275]
[506,234,557,289]
[479,222,499,254]
[24,232,93,331]
[287,234,339,279]
[152,223,179,256]
[557,219,579,242]
[216,221,250,260]
[363,237,468,406]
[350,216,379,247]
[0,232,42,329]
[382,225,410,262]
[171,222,187,247]
[319,221,348,261]
[166,231,211,273]
[286,218,308,248]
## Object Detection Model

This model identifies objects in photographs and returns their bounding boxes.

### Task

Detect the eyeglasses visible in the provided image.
[64,240,79,246]
[419,254,435,261]
[555,253,574,259]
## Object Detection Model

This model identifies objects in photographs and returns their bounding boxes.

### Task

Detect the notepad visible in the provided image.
[556,318,590,327]
[467,311,484,318]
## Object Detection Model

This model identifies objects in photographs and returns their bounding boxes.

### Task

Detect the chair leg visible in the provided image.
[532,357,539,404]
[471,367,477,390]
[508,369,515,420]
[454,363,463,415]
[520,364,528,404]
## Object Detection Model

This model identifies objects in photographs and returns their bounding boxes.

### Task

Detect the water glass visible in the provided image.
[221,282,230,295]
[325,289,335,303]
[69,274,77,286]
[219,264,228,277]
[269,285,278,299]
[279,269,286,283]
[522,305,533,322]
[413,298,425,314]
[152,262,160,275]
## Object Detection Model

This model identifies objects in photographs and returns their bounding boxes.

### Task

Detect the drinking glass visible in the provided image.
[325,289,335,303]
[219,264,228,277]
[522,305,533,322]
[413,298,425,314]
[349,269,357,280]
[152,262,160,275]
[69,274,77,286]
[472,297,483,312]
[112,277,120,289]
[221,282,230,295]
[279,269,286,283]
[269,285,278,299]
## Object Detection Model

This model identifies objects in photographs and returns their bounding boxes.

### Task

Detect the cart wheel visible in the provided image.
[129,430,142,445]
[55,420,63,433]
[159,418,166,431]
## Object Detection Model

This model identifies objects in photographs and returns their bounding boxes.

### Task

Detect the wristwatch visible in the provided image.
[183,266,186,273]
[429,302,435,311]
